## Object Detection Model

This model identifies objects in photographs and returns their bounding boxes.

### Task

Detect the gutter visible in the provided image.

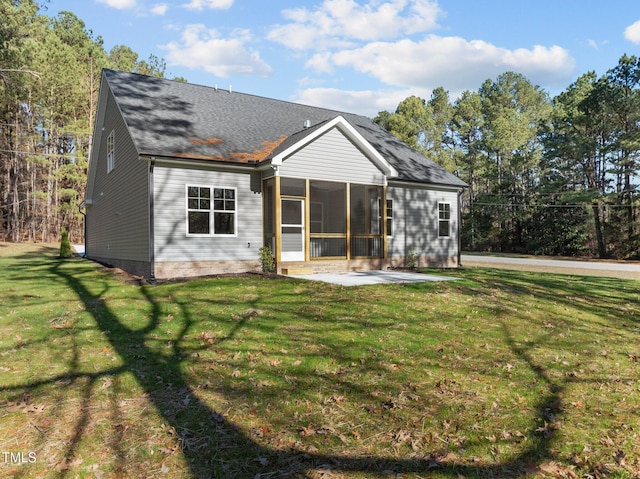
[140,154,258,172]
[387,178,468,191]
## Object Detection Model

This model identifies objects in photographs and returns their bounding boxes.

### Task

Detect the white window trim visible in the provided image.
[185,184,238,237]
[438,202,451,238]
[386,198,394,237]
[106,130,115,173]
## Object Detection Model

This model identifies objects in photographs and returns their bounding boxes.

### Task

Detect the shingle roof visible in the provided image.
[103,69,467,188]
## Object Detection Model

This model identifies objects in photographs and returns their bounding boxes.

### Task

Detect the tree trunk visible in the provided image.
[592,202,606,258]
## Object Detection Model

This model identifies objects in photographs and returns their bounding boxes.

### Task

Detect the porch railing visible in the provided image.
[350,235,383,258]
[310,234,383,259]
[310,235,346,258]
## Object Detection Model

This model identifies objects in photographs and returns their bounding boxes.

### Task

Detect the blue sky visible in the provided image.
[47,0,640,117]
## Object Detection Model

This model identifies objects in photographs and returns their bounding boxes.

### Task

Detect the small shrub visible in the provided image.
[59,228,72,258]
[406,247,418,269]
[258,246,275,273]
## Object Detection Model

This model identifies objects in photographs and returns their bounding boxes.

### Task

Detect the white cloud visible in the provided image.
[151,3,168,15]
[159,24,272,77]
[268,0,442,50]
[294,86,432,117]
[305,52,335,74]
[624,19,640,44]
[322,35,574,92]
[96,0,136,9]
[182,0,234,11]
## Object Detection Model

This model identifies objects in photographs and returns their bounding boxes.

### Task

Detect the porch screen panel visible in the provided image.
[350,184,383,257]
[309,181,346,258]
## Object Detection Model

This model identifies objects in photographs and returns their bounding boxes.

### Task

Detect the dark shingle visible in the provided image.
[104,69,466,187]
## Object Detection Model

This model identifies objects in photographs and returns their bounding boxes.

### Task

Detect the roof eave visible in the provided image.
[388,178,468,190]
[140,154,259,171]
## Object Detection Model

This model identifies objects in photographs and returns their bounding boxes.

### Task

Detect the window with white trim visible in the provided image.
[187,185,236,236]
[386,199,394,236]
[438,202,451,237]
[106,130,115,173]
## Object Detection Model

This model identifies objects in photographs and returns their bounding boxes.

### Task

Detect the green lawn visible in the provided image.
[1,243,639,478]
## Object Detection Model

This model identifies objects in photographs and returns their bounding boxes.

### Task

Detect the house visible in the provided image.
[84,69,467,280]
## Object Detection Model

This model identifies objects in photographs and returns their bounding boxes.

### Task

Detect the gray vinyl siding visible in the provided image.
[86,86,149,262]
[279,127,385,185]
[153,165,263,262]
[387,184,459,260]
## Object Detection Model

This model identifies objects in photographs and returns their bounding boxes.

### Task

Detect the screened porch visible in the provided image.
[263,177,388,264]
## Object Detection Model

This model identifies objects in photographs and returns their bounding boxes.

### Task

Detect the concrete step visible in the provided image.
[281,266,314,275]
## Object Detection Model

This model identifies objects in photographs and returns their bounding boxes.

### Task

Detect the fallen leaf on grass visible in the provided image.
[24,404,45,414]
[392,429,412,444]
[212,411,224,423]
[299,425,315,437]
[535,421,557,438]
[158,446,180,455]
[615,450,627,466]
[100,377,113,389]
[56,457,84,471]
[537,461,578,478]
[5,401,28,412]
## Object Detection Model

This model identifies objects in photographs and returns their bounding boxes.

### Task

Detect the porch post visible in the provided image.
[346,182,351,260]
[274,174,282,267]
[305,179,310,261]
[382,185,388,259]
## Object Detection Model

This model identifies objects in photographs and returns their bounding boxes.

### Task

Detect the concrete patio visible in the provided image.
[286,269,459,286]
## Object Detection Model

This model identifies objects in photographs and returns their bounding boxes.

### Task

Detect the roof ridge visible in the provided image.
[103,68,369,121]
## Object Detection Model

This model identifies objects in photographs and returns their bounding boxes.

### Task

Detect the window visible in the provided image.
[386,199,393,236]
[438,202,451,237]
[213,187,236,235]
[187,185,236,236]
[107,130,115,173]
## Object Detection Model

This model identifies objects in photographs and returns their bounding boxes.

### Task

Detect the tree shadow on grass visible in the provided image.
[46,261,576,478]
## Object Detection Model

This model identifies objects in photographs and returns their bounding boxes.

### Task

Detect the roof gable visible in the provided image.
[99,69,467,188]
[270,116,398,178]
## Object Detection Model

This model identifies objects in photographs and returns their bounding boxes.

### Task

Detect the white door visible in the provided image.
[281,199,305,262]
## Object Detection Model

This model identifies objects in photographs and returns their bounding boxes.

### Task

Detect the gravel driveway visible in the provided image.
[461,253,640,280]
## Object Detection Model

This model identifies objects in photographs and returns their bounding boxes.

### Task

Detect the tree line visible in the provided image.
[0,0,171,243]
[2,2,638,258]
[375,57,640,259]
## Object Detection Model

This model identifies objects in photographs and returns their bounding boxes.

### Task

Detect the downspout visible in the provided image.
[78,201,87,258]
[148,158,156,284]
